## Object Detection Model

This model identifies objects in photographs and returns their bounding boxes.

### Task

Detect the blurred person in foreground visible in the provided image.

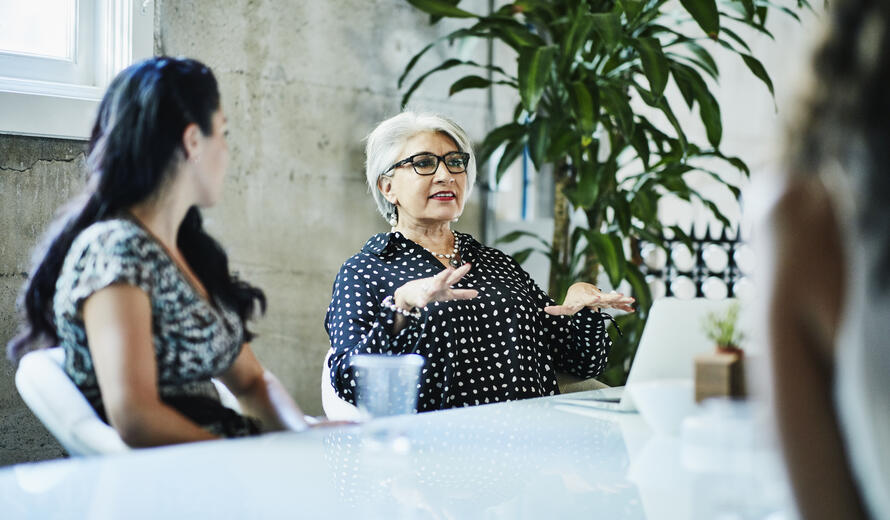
[8,57,313,446]
[768,1,890,517]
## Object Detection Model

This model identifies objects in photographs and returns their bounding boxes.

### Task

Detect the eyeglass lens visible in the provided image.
[412,153,468,175]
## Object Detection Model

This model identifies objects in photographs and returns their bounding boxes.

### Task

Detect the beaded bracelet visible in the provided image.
[381,295,422,319]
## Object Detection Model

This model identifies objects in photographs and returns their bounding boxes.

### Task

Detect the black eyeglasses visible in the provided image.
[382,151,470,176]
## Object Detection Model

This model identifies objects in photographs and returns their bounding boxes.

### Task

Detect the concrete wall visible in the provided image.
[0,0,493,466]
[0,135,86,465]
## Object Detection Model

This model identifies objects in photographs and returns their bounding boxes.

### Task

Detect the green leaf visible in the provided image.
[723,12,774,39]
[527,118,551,170]
[601,86,634,139]
[613,194,633,235]
[511,247,536,265]
[589,13,622,49]
[698,94,723,147]
[631,124,650,168]
[697,196,732,228]
[630,188,658,223]
[721,27,753,53]
[496,229,550,249]
[571,159,600,209]
[496,137,527,183]
[486,19,547,50]
[424,0,462,23]
[661,170,693,200]
[774,5,802,23]
[569,81,598,135]
[623,0,646,23]
[401,59,508,108]
[548,126,576,160]
[669,225,695,251]
[690,164,742,197]
[560,14,596,73]
[672,65,697,109]
[796,0,816,12]
[624,261,652,313]
[679,0,720,38]
[401,59,463,108]
[406,0,477,18]
[741,53,775,100]
[756,5,768,24]
[656,96,688,154]
[672,63,722,146]
[398,27,483,88]
[587,232,626,287]
[710,152,750,176]
[686,43,720,79]
[497,230,532,243]
[634,37,670,98]
[518,46,556,112]
[478,122,525,164]
[449,75,491,95]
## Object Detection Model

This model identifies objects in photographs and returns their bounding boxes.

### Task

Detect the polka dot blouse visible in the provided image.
[324,231,612,412]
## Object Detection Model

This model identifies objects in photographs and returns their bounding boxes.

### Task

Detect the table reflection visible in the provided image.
[0,393,794,519]
[321,398,644,519]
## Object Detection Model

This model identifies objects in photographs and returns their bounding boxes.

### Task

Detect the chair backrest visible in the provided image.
[16,347,243,456]
[321,349,361,421]
[15,347,129,456]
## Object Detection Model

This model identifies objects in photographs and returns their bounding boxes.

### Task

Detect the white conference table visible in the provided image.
[0,391,796,519]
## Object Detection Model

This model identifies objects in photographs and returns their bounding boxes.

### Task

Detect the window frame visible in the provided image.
[0,0,154,140]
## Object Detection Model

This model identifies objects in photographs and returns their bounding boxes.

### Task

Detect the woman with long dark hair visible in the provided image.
[769,1,890,518]
[7,56,309,446]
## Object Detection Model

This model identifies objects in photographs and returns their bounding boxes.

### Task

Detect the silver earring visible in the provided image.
[387,208,398,227]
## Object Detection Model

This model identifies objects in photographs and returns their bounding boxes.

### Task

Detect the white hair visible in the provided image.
[365,111,476,222]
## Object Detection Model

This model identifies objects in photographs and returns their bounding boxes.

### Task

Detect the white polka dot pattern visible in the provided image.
[325,232,612,412]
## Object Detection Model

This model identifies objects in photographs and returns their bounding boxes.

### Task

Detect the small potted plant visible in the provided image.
[695,302,746,402]
[702,302,745,356]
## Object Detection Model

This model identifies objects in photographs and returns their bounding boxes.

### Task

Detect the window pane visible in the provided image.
[0,0,74,59]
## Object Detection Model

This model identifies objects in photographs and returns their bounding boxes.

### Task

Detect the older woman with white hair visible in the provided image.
[325,111,634,412]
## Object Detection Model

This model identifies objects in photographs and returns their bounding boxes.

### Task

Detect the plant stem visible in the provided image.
[584,207,602,284]
[549,158,571,299]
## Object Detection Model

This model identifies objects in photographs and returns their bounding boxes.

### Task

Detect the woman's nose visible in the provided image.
[432,160,453,182]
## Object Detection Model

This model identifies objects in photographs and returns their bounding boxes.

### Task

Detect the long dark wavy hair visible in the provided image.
[7,56,265,364]
[788,0,890,286]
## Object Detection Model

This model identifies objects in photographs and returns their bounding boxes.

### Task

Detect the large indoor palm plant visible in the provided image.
[399,0,809,384]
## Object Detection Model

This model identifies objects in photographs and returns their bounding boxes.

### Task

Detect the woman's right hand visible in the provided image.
[393,262,478,312]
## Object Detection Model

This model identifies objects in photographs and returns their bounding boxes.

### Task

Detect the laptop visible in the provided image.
[555,297,738,412]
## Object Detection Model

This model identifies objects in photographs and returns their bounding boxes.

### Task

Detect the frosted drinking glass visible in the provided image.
[352,354,425,419]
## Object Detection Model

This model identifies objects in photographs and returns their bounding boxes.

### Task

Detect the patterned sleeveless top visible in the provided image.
[53,218,260,437]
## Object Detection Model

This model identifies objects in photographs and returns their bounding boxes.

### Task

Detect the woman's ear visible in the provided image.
[182,122,202,162]
[378,176,398,205]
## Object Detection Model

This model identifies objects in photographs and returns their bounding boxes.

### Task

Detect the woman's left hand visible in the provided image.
[544,282,635,316]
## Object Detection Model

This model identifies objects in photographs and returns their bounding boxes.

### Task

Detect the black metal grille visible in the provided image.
[639,227,746,298]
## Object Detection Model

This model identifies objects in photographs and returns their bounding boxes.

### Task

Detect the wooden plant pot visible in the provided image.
[693,346,746,403]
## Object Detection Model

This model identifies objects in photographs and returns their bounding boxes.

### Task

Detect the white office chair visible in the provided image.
[321,349,362,421]
[15,347,241,456]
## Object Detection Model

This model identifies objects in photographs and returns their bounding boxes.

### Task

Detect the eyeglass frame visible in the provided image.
[381,151,471,177]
